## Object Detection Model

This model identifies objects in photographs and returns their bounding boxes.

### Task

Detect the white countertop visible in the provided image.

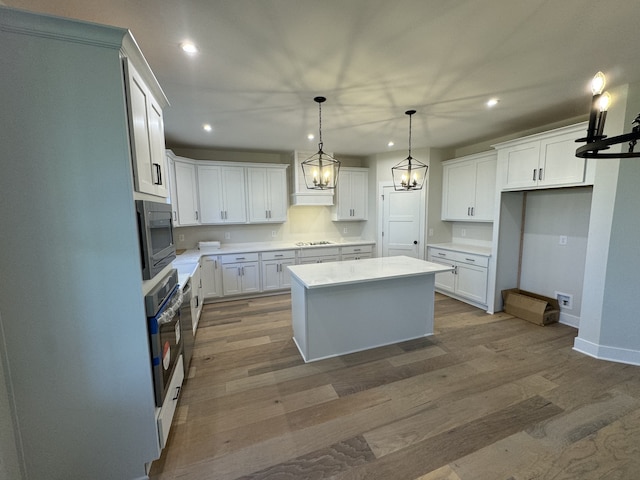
[171,239,377,288]
[287,255,453,289]
[427,243,492,257]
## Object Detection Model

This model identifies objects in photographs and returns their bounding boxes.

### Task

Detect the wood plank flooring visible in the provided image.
[149,293,640,480]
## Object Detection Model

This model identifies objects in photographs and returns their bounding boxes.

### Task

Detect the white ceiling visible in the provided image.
[5,0,640,155]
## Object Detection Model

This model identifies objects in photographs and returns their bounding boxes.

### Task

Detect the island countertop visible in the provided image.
[287,255,453,289]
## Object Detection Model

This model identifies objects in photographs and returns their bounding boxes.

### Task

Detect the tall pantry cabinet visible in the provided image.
[0,8,167,480]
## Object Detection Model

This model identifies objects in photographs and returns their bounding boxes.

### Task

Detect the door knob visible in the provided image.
[413,240,418,245]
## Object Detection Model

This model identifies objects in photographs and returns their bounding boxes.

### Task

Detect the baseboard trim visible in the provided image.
[559,311,580,328]
[573,337,640,366]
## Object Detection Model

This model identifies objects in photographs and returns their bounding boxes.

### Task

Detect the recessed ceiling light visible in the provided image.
[388,141,395,147]
[203,124,212,132]
[487,98,499,107]
[307,133,315,140]
[180,41,199,55]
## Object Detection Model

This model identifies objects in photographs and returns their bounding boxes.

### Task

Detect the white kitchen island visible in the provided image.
[288,256,453,362]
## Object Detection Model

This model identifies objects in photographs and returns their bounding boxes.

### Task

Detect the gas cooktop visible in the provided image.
[295,241,335,246]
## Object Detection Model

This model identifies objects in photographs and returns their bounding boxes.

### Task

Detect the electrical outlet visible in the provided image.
[343,227,348,234]
[559,235,568,245]
[428,228,434,237]
[271,230,277,238]
[224,232,231,240]
[555,291,573,310]
[461,228,466,237]
[178,234,184,242]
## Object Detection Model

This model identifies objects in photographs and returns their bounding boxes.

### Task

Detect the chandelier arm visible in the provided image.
[576,130,640,158]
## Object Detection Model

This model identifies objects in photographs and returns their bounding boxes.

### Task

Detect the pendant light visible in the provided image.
[301,96,340,190]
[392,109,428,191]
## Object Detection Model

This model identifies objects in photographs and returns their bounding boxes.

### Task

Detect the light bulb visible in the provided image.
[598,92,611,112]
[591,71,606,95]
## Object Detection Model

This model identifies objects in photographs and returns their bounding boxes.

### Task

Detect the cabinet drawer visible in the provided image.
[261,250,296,261]
[456,253,488,268]
[220,252,259,264]
[428,248,489,268]
[157,355,184,449]
[341,245,373,255]
[298,246,340,258]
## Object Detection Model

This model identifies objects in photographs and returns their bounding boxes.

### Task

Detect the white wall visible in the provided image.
[519,188,592,326]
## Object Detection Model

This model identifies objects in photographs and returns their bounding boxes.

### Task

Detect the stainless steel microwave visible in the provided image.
[135,200,176,280]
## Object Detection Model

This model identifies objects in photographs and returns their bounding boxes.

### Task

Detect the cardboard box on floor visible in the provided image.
[502,288,560,326]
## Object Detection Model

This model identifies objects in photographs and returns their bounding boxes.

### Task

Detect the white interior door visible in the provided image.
[381,185,423,258]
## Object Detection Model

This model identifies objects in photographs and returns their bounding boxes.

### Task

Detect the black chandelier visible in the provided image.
[575,71,640,159]
[391,109,428,191]
[301,96,340,190]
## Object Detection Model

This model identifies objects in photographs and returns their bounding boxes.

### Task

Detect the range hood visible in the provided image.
[290,151,334,206]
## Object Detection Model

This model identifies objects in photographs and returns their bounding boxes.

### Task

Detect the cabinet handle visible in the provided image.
[453,265,458,275]
[195,210,199,220]
[172,385,181,401]
[241,266,245,276]
[465,257,476,262]
[153,163,162,185]
[354,248,361,252]
[236,257,245,260]
[214,260,218,269]
[437,252,446,256]
[532,169,537,181]
[269,210,272,218]
[539,168,543,180]
[470,207,474,216]
[237,267,241,276]
[173,211,177,221]
[275,254,283,257]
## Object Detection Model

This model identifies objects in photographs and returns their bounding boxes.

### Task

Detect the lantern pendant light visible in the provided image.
[391,109,428,191]
[301,96,340,190]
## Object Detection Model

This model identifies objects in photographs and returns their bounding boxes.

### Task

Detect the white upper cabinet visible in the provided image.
[124,58,168,198]
[332,167,368,221]
[172,157,199,226]
[247,166,288,223]
[198,165,247,224]
[442,151,497,222]
[495,122,592,191]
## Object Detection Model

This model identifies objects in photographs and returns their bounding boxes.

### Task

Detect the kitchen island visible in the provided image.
[288,256,453,362]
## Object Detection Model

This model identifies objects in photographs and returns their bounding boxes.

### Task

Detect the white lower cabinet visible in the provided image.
[428,247,489,307]
[341,244,373,261]
[190,262,203,332]
[200,255,222,299]
[157,355,184,449]
[221,253,260,296]
[298,246,341,265]
[261,250,295,291]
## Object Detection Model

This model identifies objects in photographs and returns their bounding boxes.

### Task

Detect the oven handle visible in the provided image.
[157,288,183,325]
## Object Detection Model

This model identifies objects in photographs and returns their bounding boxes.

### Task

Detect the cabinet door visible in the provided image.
[247,168,269,223]
[240,262,260,293]
[350,170,368,220]
[335,169,353,220]
[430,258,456,293]
[261,260,281,291]
[442,161,477,220]
[502,141,540,190]
[174,161,199,225]
[266,168,288,222]
[147,98,168,197]
[455,263,488,305]
[197,165,224,223]
[221,167,247,223]
[472,156,497,221]
[125,59,167,197]
[201,256,222,299]
[222,264,242,296]
[539,132,587,187]
[280,259,295,288]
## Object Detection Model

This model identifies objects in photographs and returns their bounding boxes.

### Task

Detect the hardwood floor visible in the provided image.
[149,293,640,480]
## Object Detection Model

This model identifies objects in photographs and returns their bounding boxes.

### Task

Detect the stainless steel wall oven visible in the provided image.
[145,269,183,406]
